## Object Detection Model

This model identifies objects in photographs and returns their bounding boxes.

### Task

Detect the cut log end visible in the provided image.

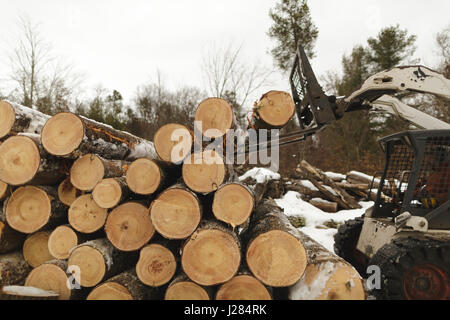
[58,178,80,206]
[182,150,227,194]
[136,244,177,287]
[70,154,105,191]
[182,229,241,286]
[150,188,201,239]
[126,158,161,195]
[216,275,272,300]
[255,91,295,128]
[25,263,71,300]
[48,226,78,260]
[213,183,254,227]
[68,245,106,287]
[68,194,107,234]
[6,186,51,234]
[195,98,234,139]
[87,282,133,300]
[0,136,40,186]
[247,230,307,287]
[154,123,192,163]
[23,231,53,268]
[93,178,123,209]
[165,281,210,300]
[105,202,155,252]
[41,112,84,156]
[0,101,15,138]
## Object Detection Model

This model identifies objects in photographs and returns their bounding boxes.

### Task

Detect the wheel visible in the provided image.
[369,238,450,300]
[333,217,369,275]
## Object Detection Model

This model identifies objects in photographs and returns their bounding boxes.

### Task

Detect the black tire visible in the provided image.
[334,217,368,275]
[368,238,450,300]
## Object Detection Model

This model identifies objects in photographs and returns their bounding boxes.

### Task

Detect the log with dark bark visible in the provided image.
[0,181,10,201]
[182,150,229,194]
[285,183,324,199]
[164,272,212,300]
[149,184,202,240]
[0,100,50,139]
[212,182,255,228]
[0,251,33,286]
[0,218,25,254]
[87,269,161,300]
[41,112,158,161]
[126,158,180,195]
[0,135,69,186]
[3,186,67,234]
[194,98,235,139]
[243,199,307,287]
[309,199,338,213]
[249,91,295,129]
[181,220,241,286]
[105,202,155,252]
[154,123,194,164]
[288,231,366,300]
[68,238,138,288]
[22,231,54,268]
[92,177,129,209]
[68,194,108,234]
[57,177,83,206]
[70,154,128,191]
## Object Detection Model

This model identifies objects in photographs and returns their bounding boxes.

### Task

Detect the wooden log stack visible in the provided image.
[0,95,366,300]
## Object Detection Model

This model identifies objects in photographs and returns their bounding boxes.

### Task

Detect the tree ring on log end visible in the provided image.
[87,282,132,300]
[68,245,106,287]
[41,112,84,156]
[136,244,177,287]
[150,188,201,239]
[105,202,155,251]
[216,275,272,300]
[256,91,295,127]
[0,136,40,186]
[213,184,254,227]
[0,101,15,138]
[23,231,53,268]
[126,158,161,195]
[25,263,71,300]
[93,178,122,209]
[154,123,192,164]
[182,150,226,194]
[70,154,105,191]
[246,230,307,287]
[6,186,51,234]
[68,194,107,234]
[48,226,78,260]
[57,178,79,206]
[165,281,210,300]
[195,98,234,139]
[182,229,241,286]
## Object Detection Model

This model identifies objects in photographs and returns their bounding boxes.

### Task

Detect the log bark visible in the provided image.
[68,194,108,234]
[182,150,229,194]
[194,98,236,139]
[68,238,138,288]
[87,269,161,300]
[149,184,202,240]
[126,158,180,195]
[0,181,10,201]
[243,199,308,287]
[57,177,83,206]
[346,171,380,188]
[25,259,89,300]
[249,91,295,129]
[0,214,25,254]
[0,100,50,139]
[41,112,157,160]
[154,123,194,164]
[285,184,324,199]
[22,231,54,268]
[105,202,155,252]
[0,251,33,286]
[288,231,366,300]
[3,185,67,234]
[309,199,338,213]
[212,182,255,228]
[181,220,241,286]
[0,134,69,186]
[164,272,212,300]
[92,177,130,209]
[136,237,179,287]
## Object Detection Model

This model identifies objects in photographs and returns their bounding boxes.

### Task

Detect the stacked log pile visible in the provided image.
[0,93,365,300]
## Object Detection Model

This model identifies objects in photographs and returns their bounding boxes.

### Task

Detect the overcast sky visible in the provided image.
[0,0,449,106]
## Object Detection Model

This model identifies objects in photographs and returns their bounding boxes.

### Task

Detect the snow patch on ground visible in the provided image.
[239,167,281,184]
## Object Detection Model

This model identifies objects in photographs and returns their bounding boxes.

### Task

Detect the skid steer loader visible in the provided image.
[280,44,450,300]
